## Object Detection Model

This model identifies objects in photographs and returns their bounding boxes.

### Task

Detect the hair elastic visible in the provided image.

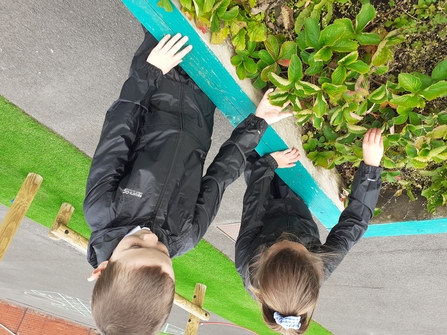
[273,312,301,330]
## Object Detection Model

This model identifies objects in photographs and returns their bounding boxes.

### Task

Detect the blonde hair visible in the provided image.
[92,261,175,335]
[249,237,323,334]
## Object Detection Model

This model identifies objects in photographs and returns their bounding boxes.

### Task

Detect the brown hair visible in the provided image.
[91,261,175,335]
[249,241,323,335]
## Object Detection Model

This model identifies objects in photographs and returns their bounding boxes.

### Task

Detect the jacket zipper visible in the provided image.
[149,83,184,225]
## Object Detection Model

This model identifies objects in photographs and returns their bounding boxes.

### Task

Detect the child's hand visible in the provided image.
[362,128,384,167]
[146,33,192,74]
[270,148,300,168]
[255,89,293,125]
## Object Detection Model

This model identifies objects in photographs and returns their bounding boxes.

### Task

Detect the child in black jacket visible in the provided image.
[83,29,292,335]
[236,128,384,334]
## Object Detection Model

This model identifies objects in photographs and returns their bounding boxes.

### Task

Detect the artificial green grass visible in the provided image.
[0,95,332,335]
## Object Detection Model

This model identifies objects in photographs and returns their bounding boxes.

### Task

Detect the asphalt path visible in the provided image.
[1,1,447,334]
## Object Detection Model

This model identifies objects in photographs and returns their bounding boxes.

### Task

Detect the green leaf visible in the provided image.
[278,41,297,60]
[260,63,277,81]
[299,81,321,95]
[244,58,258,74]
[383,156,396,168]
[304,17,321,49]
[296,31,308,50]
[319,23,346,46]
[338,51,358,66]
[418,81,447,100]
[322,83,347,97]
[330,107,343,125]
[265,35,280,59]
[323,124,338,141]
[405,145,418,158]
[210,13,220,33]
[219,5,239,20]
[347,123,368,134]
[333,18,355,35]
[372,45,392,66]
[390,94,425,108]
[355,3,376,33]
[215,0,230,16]
[180,0,192,10]
[258,50,275,65]
[331,66,347,85]
[253,75,267,89]
[231,54,244,66]
[314,46,333,62]
[288,54,303,82]
[345,60,370,74]
[203,0,215,13]
[437,111,447,125]
[368,85,387,103]
[398,73,422,93]
[247,21,267,42]
[294,6,312,34]
[269,90,289,106]
[393,113,408,125]
[305,61,324,75]
[158,0,173,11]
[232,29,246,50]
[269,72,293,90]
[428,145,447,158]
[313,92,328,117]
[236,63,246,80]
[426,125,447,139]
[409,112,420,125]
[355,32,382,45]
[210,25,230,44]
[411,72,433,90]
[374,65,389,75]
[432,59,447,80]
[331,39,359,52]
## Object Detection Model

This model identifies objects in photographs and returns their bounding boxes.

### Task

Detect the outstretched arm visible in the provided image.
[186,90,294,250]
[323,128,384,278]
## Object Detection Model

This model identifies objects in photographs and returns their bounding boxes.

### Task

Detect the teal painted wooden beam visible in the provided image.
[122,0,447,237]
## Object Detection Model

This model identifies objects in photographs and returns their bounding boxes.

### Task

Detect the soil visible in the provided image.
[260,0,447,220]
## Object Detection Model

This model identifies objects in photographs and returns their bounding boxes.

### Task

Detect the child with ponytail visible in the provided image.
[235,128,384,334]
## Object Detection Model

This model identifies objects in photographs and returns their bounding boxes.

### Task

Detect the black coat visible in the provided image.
[83,32,268,268]
[235,153,382,296]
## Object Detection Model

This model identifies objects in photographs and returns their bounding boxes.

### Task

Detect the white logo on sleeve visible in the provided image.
[123,188,143,198]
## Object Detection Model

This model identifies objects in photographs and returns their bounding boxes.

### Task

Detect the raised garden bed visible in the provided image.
[123,0,447,238]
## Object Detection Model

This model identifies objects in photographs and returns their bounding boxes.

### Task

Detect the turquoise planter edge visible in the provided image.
[121,0,447,237]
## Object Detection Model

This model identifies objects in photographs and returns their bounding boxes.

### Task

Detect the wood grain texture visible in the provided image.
[0,173,43,261]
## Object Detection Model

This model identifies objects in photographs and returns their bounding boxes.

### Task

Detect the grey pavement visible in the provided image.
[1,0,447,334]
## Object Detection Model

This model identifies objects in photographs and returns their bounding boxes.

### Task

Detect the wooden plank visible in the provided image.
[185,283,207,335]
[48,205,88,252]
[48,203,75,240]
[174,292,210,321]
[0,173,43,261]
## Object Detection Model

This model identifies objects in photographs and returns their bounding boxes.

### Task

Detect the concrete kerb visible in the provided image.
[122,0,345,229]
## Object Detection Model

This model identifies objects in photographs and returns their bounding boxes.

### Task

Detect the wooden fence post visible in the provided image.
[185,283,207,335]
[0,173,43,261]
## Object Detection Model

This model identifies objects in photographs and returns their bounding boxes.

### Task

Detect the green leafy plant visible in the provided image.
[157,0,447,213]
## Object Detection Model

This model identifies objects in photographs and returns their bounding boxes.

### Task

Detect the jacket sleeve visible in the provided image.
[235,154,277,271]
[189,114,269,246]
[322,161,383,279]
[83,63,163,232]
